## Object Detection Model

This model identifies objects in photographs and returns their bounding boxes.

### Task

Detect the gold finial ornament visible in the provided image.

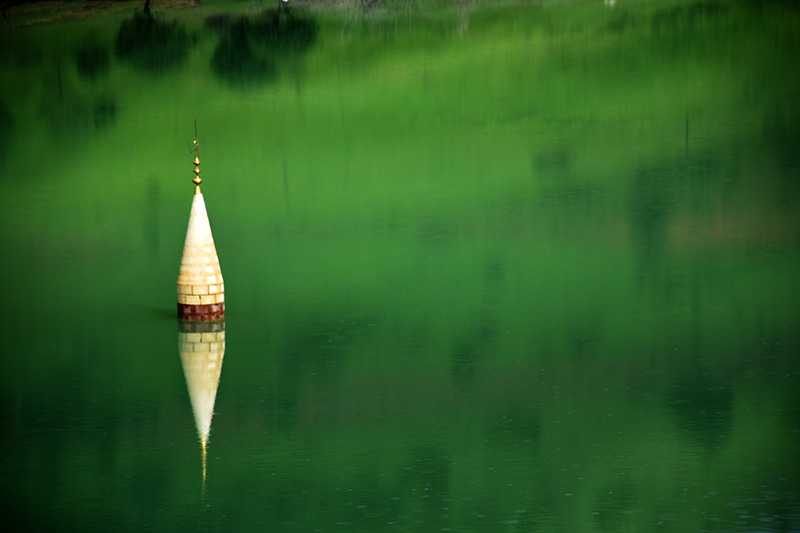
[192,121,202,190]
[192,141,202,189]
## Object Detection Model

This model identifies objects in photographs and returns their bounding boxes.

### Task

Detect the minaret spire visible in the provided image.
[177,123,224,322]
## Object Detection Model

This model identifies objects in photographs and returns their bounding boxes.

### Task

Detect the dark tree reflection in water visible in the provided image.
[211,18,276,88]
[0,102,12,165]
[249,6,318,54]
[208,6,317,89]
[37,58,118,140]
[115,9,190,75]
[667,365,734,452]
[74,40,110,81]
[0,32,42,68]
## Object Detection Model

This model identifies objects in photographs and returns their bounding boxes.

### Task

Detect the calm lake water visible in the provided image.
[1,1,799,531]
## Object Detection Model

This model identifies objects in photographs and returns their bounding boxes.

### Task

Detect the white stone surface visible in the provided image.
[179,330,225,447]
[177,190,225,300]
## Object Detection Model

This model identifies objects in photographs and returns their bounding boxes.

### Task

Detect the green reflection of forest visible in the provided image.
[0,1,798,532]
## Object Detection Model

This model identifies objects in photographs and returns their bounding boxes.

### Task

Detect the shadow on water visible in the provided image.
[451,318,497,390]
[115,7,190,75]
[0,101,12,165]
[38,78,117,139]
[249,6,318,53]
[141,304,177,322]
[92,97,116,128]
[145,176,161,258]
[762,108,800,203]
[667,365,733,452]
[38,61,118,139]
[486,405,540,449]
[532,145,573,183]
[628,164,672,284]
[207,6,318,89]
[603,10,643,35]
[651,0,729,34]
[0,32,42,68]
[74,39,110,81]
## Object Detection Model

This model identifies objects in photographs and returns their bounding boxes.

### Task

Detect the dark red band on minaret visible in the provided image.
[177,303,225,322]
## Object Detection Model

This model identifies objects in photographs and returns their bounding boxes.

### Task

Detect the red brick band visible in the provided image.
[177,302,225,321]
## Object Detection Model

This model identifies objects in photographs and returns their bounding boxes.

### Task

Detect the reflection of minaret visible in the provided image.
[178,319,225,485]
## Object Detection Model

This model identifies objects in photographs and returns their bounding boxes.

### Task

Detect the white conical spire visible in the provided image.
[177,133,224,319]
[177,191,224,292]
[179,324,225,483]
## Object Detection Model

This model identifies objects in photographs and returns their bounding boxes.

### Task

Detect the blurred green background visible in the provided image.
[0,0,798,531]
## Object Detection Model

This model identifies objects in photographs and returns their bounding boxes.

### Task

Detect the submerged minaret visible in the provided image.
[177,128,226,486]
[179,320,226,484]
[177,130,224,321]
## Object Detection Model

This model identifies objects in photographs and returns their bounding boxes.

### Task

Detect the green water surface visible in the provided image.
[1,1,799,531]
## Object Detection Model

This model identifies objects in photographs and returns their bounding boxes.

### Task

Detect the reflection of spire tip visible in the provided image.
[201,437,208,484]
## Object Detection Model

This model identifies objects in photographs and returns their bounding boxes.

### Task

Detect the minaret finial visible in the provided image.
[192,120,202,191]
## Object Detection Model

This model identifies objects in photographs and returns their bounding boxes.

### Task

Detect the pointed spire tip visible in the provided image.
[192,122,202,190]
